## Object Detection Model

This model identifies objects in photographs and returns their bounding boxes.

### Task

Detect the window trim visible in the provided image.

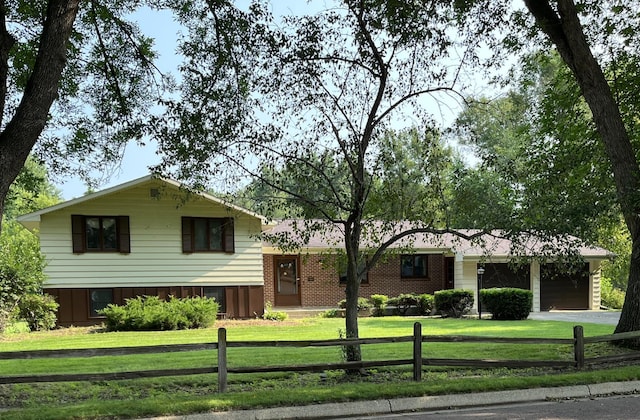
[400,254,429,279]
[71,215,130,254]
[182,217,234,253]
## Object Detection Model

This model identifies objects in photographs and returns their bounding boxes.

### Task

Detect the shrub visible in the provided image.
[416,293,434,316]
[320,308,340,318]
[17,293,59,331]
[337,297,372,311]
[434,289,474,318]
[601,277,625,309]
[480,288,532,320]
[99,295,218,331]
[369,294,388,317]
[388,293,418,315]
[262,301,288,321]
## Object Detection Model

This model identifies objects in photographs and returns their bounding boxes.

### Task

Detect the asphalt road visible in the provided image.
[348,394,640,419]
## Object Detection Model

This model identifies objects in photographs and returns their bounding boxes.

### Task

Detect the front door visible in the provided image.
[274,256,301,306]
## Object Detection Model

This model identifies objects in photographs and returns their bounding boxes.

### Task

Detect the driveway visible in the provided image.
[528,310,621,325]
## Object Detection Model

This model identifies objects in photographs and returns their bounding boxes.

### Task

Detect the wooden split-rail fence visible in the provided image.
[2,323,640,392]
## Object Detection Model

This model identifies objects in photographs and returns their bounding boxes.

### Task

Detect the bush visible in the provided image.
[262,301,288,321]
[337,297,372,311]
[434,289,474,318]
[416,294,434,316]
[369,294,388,317]
[320,308,340,318]
[601,277,625,309]
[388,293,418,315]
[0,221,47,333]
[17,293,59,331]
[99,295,218,331]
[480,288,532,320]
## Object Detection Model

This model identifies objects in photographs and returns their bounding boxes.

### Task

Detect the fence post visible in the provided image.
[218,328,228,392]
[574,325,584,369]
[413,322,422,381]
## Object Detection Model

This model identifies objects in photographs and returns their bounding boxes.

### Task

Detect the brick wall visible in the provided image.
[265,253,451,307]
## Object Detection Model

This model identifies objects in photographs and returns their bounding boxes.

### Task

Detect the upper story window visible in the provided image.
[182,217,234,253]
[401,255,428,279]
[71,215,130,254]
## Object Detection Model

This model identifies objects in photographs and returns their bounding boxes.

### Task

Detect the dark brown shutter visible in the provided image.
[182,217,193,253]
[117,216,130,254]
[71,215,85,253]
[223,218,235,253]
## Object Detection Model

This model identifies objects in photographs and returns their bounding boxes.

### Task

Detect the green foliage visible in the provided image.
[262,301,288,321]
[416,293,435,316]
[99,296,218,331]
[480,288,532,320]
[4,156,62,219]
[0,221,47,332]
[16,294,59,331]
[320,309,341,318]
[600,277,625,310]
[434,289,474,318]
[338,297,372,311]
[369,294,388,317]
[388,293,419,315]
[598,219,631,291]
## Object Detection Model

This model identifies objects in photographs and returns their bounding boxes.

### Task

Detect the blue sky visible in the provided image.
[54,1,477,199]
[55,2,325,199]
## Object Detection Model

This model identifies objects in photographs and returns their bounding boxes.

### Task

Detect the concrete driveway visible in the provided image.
[528,310,621,325]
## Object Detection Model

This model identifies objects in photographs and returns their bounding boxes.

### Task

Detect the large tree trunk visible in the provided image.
[0,0,80,233]
[524,0,640,340]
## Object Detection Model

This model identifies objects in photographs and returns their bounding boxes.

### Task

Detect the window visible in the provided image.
[203,286,226,313]
[182,217,234,253]
[338,261,369,285]
[401,255,428,279]
[71,215,130,253]
[89,289,113,317]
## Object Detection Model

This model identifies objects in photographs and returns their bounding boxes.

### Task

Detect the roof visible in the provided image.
[263,220,613,259]
[17,175,266,230]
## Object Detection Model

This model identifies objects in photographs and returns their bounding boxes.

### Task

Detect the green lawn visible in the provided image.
[1,317,638,420]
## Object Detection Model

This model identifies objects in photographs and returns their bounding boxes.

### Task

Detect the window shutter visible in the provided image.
[71,215,85,253]
[117,216,130,254]
[223,218,235,253]
[182,217,193,253]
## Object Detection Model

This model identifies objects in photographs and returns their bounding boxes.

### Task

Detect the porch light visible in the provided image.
[477,266,485,320]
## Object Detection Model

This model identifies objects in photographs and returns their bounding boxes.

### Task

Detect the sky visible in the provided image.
[53,1,479,200]
[55,2,329,200]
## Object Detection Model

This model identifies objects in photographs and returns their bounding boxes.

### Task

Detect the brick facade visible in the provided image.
[264,253,454,308]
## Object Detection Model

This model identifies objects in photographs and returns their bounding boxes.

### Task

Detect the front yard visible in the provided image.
[1,316,639,420]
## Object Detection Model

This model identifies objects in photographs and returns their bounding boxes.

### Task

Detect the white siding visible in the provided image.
[530,260,540,312]
[590,260,602,310]
[39,181,264,288]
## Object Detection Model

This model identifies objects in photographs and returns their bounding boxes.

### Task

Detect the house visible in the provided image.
[17,175,265,326]
[18,177,613,326]
[263,220,613,313]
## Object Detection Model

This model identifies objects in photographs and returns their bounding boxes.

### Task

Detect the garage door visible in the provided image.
[482,263,530,290]
[540,263,589,310]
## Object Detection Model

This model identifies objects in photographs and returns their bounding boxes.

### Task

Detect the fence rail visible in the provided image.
[1,323,640,391]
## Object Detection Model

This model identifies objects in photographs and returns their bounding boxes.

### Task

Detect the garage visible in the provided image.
[540,263,590,310]
[482,263,530,290]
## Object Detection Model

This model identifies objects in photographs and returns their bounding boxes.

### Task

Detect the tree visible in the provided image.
[0,158,61,332]
[454,52,618,241]
[451,0,640,337]
[156,0,485,363]
[0,0,164,234]
[519,1,640,338]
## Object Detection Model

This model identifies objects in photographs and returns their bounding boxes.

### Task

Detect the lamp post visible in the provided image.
[477,266,485,320]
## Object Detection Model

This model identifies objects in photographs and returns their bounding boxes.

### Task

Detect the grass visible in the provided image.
[0,316,638,420]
